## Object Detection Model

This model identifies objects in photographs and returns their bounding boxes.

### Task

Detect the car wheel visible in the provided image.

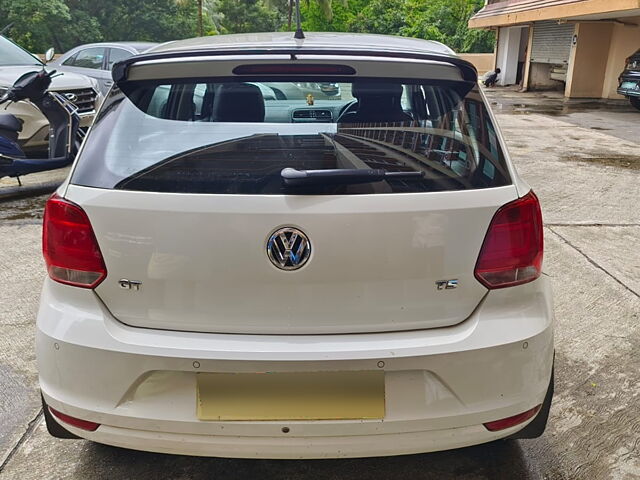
[630,97,640,111]
[507,368,554,439]
[41,393,80,439]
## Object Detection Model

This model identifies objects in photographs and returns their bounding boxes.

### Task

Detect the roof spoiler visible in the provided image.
[112,47,478,85]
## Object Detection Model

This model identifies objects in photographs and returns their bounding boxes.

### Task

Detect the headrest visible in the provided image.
[351,82,403,98]
[213,83,265,122]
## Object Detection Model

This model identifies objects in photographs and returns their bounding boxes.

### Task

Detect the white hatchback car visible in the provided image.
[37,32,554,459]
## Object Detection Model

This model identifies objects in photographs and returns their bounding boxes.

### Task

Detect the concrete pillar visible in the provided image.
[565,22,614,98]
[601,20,640,99]
[495,27,522,85]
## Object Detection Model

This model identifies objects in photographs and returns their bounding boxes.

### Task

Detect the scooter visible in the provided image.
[0,62,81,184]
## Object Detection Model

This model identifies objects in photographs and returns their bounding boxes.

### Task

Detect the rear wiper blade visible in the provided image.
[281,168,424,187]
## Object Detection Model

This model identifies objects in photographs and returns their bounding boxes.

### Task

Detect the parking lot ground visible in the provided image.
[484,88,640,145]
[0,89,638,479]
[0,167,69,202]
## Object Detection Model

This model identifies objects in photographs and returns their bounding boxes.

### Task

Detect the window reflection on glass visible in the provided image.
[73,79,510,195]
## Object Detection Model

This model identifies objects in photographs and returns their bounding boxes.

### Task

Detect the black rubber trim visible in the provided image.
[41,393,81,439]
[507,355,554,440]
[112,47,478,84]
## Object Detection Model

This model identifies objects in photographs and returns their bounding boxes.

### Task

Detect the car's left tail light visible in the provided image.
[43,193,107,288]
[49,407,100,431]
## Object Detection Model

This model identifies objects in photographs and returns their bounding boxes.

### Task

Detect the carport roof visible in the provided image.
[469,0,640,29]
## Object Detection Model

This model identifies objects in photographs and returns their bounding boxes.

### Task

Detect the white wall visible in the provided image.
[496,26,524,85]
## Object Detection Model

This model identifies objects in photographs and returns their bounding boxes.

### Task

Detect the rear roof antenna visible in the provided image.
[294,0,305,39]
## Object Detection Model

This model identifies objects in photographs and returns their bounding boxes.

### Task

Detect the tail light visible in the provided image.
[483,405,541,431]
[43,193,107,288]
[474,191,543,289]
[49,407,100,431]
[233,64,356,75]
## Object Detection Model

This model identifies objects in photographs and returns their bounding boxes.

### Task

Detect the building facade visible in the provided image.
[469,0,640,99]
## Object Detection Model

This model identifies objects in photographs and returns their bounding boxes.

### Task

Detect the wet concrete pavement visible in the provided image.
[0,195,49,223]
[0,89,639,479]
[0,167,69,202]
[484,88,640,145]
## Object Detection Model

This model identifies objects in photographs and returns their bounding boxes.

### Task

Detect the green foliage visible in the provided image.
[217,0,287,34]
[300,0,367,32]
[0,0,72,51]
[0,0,494,54]
[303,0,348,23]
[347,0,406,36]
[306,0,494,53]
[400,0,494,53]
[0,0,201,52]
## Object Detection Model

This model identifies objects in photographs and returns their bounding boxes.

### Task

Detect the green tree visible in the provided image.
[176,0,222,36]
[217,0,286,34]
[400,0,493,53]
[0,0,493,54]
[348,0,493,53]
[299,0,369,32]
[175,0,204,36]
[0,0,72,51]
[301,0,347,23]
[347,0,406,36]
[96,0,200,43]
[0,0,204,52]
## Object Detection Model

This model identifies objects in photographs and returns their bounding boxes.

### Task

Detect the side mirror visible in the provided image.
[44,48,55,63]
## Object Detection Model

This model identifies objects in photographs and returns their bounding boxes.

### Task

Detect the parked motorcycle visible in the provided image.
[0,50,81,184]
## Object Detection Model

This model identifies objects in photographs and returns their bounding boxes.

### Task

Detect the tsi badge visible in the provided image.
[119,279,142,291]
[435,279,458,290]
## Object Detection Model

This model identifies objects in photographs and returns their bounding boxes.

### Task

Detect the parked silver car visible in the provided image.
[0,35,100,151]
[50,42,158,95]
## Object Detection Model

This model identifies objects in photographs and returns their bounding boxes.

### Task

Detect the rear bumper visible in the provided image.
[617,88,640,98]
[53,421,531,459]
[37,276,554,458]
[618,75,640,98]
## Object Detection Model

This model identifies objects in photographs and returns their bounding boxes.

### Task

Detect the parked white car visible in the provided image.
[37,32,554,459]
[0,35,101,151]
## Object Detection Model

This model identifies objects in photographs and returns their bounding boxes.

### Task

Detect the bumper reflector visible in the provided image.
[483,405,541,432]
[49,407,100,432]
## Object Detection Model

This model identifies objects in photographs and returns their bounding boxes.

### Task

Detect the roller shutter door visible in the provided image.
[530,21,574,64]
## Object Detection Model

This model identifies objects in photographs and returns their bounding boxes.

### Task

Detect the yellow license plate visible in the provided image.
[197,371,385,421]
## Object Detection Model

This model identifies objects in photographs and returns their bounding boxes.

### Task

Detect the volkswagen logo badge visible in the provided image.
[267,227,311,271]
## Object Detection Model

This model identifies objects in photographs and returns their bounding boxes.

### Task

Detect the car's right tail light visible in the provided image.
[474,191,543,289]
[483,405,541,431]
[43,193,107,289]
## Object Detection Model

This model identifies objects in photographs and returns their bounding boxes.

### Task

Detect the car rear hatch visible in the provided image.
[63,47,519,335]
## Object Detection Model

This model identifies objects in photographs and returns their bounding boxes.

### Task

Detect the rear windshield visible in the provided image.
[626,51,640,71]
[71,77,510,194]
[0,36,42,67]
